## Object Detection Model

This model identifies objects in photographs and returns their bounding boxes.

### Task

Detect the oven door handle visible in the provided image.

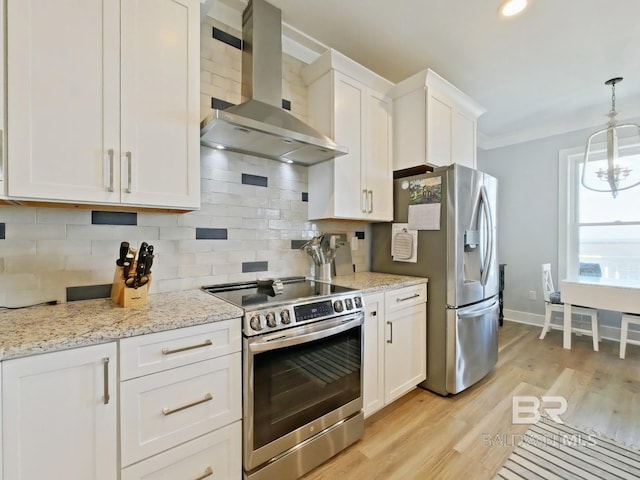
[248,314,363,353]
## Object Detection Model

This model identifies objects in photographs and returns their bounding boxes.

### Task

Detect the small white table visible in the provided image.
[560,276,640,350]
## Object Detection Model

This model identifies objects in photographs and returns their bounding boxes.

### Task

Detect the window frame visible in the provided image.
[559,142,640,280]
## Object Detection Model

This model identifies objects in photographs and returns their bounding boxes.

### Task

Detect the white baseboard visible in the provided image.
[503,309,640,343]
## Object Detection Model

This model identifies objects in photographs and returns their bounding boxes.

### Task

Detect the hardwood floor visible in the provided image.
[302,321,640,479]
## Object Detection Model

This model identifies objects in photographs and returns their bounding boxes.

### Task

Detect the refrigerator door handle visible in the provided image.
[479,185,494,286]
[457,299,499,319]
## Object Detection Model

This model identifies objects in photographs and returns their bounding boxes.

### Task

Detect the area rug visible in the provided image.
[494,416,640,479]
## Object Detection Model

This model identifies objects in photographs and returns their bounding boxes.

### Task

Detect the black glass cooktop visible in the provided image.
[202,277,356,308]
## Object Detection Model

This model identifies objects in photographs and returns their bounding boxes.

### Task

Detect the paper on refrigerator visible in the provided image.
[391,223,418,263]
[402,177,442,230]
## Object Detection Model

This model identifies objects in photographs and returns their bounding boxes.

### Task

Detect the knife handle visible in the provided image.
[117,241,130,266]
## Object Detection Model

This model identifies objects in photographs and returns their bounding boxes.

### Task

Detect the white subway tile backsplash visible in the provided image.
[1,240,37,256]
[0,206,37,223]
[8,224,66,240]
[0,273,39,291]
[36,208,91,225]
[6,255,66,274]
[37,240,91,256]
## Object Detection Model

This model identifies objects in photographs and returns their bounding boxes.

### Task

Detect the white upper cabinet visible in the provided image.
[392,69,485,171]
[303,49,393,221]
[6,0,200,210]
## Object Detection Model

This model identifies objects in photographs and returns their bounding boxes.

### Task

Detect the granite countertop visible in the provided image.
[0,290,243,361]
[330,271,427,294]
[0,272,425,361]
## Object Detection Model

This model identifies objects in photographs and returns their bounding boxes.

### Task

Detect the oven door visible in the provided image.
[243,312,363,472]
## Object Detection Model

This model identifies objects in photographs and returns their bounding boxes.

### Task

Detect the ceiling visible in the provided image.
[203,0,640,150]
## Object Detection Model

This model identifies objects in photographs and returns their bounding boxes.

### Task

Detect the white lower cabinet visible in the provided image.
[363,284,427,418]
[2,343,118,480]
[119,319,242,476]
[121,422,241,480]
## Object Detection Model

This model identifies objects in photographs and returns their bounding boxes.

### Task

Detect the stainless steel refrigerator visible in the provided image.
[371,164,499,396]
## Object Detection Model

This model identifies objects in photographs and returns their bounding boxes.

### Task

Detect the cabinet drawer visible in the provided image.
[384,283,427,314]
[121,421,241,480]
[120,352,241,467]
[120,320,241,380]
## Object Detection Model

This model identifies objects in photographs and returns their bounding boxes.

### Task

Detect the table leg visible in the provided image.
[563,303,572,350]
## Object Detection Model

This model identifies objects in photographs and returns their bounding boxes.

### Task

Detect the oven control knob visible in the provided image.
[354,296,362,308]
[333,300,344,313]
[266,312,277,328]
[249,315,263,331]
[345,298,353,310]
[280,310,291,324]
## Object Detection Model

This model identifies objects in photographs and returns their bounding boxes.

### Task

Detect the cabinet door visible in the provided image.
[365,91,393,221]
[363,293,385,418]
[120,0,200,209]
[452,109,477,169]
[332,71,365,218]
[7,0,120,203]
[426,88,453,167]
[3,343,118,480]
[384,303,427,404]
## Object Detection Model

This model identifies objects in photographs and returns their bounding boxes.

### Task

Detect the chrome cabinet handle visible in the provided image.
[397,293,420,302]
[161,339,212,355]
[368,190,373,213]
[126,151,132,193]
[102,357,110,405]
[386,321,393,344]
[106,149,114,192]
[162,393,213,416]
[195,467,213,480]
[361,189,368,213]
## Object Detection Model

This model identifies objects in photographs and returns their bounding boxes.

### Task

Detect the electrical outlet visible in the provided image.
[528,290,537,301]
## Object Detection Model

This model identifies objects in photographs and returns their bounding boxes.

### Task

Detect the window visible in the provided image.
[559,144,640,281]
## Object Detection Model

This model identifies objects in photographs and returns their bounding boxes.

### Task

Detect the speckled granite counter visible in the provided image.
[0,290,243,361]
[330,271,427,294]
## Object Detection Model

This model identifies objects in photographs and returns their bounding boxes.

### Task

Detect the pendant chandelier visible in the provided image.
[581,77,640,198]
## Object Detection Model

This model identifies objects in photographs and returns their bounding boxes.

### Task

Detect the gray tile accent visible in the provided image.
[301,192,309,202]
[211,97,235,110]
[66,284,112,302]
[355,231,365,240]
[290,240,307,249]
[212,27,242,50]
[0,223,5,239]
[242,174,268,188]
[196,228,228,240]
[242,261,268,273]
[91,211,137,226]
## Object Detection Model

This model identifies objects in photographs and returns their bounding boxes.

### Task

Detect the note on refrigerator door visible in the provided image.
[391,223,418,263]
[405,177,442,230]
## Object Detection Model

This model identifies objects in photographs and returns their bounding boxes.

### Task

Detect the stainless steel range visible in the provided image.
[202,277,365,480]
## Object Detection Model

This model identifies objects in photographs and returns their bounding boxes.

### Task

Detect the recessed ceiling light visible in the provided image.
[499,0,528,17]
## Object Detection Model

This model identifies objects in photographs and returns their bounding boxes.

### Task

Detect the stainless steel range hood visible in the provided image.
[200,0,348,165]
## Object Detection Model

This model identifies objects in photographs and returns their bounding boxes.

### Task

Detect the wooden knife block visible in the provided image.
[110,266,151,308]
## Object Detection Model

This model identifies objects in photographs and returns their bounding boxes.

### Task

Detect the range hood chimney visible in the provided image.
[200,0,348,165]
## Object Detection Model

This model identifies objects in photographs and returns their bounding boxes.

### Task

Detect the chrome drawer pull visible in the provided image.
[162,393,213,416]
[397,293,420,302]
[387,321,393,344]
[161,339,212,355]
[102,357,110,405]
[195,467,213,480]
